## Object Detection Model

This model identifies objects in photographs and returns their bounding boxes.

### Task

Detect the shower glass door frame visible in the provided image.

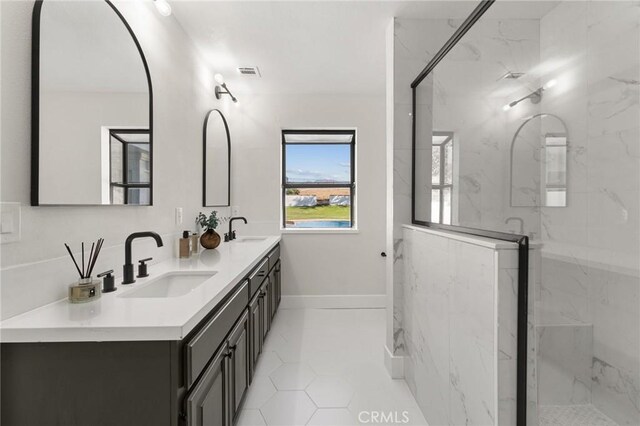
[409,1,530,425]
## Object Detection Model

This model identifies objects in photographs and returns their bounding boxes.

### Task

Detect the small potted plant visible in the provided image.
[196,211,226,249]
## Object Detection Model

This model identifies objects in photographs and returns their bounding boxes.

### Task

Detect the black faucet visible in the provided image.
[225,217,247,241]
[122,231,163,284]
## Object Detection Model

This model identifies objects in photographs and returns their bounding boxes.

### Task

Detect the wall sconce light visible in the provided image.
[503,79,557,111]
[153,0,172,17]
[214,74,238,103]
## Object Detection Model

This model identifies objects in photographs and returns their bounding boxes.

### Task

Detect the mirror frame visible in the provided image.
[31,0,153,206]
[202,109,231,207]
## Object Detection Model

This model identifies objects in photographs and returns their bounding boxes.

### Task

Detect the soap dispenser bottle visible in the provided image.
[179,231,191,258]
[191,232,199,255]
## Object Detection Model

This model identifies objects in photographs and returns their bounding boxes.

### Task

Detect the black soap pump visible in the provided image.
[98,270,116,293]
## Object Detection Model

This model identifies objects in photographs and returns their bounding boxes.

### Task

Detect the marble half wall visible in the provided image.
[402,225,524,426]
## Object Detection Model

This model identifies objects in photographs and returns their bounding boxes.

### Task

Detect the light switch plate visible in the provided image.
[231,206,240,216]
[175,207,183,225]
[0,202,21,244]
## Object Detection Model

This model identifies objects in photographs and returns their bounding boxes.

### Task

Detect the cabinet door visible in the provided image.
[261,279,271,340]
[275,261,281,309]
[228,310,250,420]
[268,268,277,320]
[249,293,262,377]
[185,343,229,426]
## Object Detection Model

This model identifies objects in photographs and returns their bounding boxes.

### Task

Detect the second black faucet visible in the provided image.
[225,217,247,241]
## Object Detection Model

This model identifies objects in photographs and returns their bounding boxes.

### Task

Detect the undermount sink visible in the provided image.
[119,271,216,298]
[234,237,267,243]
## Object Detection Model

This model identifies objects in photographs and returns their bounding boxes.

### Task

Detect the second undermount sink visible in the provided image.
[119,271,216,298]
[234,237,267,243]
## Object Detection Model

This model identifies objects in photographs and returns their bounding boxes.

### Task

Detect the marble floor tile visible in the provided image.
[306,376,355,408]
[253,351,284,377]
[306,408,358,426]
[243,376,277,409]
[269,363,316,391]
[260,391,317,426]
[539,404,618,426]
[238,308,426,425]
[236,409,267,426]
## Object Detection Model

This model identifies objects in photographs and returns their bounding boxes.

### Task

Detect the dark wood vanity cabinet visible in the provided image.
[249,291,262,377]
[185,342,229,426]
[269,260,281,319]
[1,244,281,426]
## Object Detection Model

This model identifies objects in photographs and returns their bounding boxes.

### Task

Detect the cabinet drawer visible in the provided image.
[248,258,268,299]
[268,245,280,271]
[186,280,249,388]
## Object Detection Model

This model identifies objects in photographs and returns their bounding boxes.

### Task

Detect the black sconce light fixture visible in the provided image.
[503,79,557,111]
[214,74,238,103]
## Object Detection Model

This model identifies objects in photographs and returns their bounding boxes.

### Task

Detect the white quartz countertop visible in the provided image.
[0,236,281,343]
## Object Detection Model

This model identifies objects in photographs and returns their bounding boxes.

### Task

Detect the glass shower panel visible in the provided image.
[411,1,639,425]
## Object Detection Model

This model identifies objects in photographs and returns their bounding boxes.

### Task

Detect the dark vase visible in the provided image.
[200,229,221,249]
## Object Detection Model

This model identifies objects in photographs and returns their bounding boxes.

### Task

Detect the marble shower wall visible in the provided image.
[392,18,460,354]
[430,17,543,236]
[537,2,640,424]
[402,225,520,426]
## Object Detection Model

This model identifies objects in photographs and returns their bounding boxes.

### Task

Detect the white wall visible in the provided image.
[0,0,223,318]
[222,94,387,299]
[39,91,147,204]
[1,1,386,319]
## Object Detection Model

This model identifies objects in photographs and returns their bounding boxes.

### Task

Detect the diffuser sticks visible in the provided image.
[64,238,104,279]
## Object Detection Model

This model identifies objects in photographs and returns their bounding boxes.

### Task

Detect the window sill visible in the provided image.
[280,228,359,235]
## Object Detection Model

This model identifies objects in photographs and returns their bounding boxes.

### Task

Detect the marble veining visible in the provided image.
[402,226,518,426]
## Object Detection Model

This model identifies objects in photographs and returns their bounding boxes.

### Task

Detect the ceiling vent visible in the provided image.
[237,67,261,77]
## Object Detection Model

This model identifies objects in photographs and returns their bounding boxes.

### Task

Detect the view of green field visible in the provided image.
[285,205,350,220]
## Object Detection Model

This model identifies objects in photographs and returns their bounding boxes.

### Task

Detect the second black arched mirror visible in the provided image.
[203,109,231,207]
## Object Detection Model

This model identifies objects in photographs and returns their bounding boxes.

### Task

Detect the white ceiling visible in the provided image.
[171,0,560,96]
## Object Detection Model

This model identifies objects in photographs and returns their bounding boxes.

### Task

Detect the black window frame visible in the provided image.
[109,128,151,205]
[431,131,454,225]
[281,129,356,229]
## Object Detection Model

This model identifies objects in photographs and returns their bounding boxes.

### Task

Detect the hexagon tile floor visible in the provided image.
[236,308,428,426]
[539,405,618,426]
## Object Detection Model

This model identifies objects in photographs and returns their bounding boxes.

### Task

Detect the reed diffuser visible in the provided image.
[65,238,104,303]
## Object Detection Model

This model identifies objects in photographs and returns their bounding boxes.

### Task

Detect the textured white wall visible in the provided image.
[0,0,224,318]
[1,1,387,320]
[222,94,387,298]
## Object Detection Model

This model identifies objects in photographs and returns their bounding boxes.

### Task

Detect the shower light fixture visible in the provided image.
[503,79,557,112]
[153,0,172,16]
[214,74,238,103]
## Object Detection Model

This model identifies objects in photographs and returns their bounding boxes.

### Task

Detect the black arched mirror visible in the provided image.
[203,109,231,207]
[31,0,152,206]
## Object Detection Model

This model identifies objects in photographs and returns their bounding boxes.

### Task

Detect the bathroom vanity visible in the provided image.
[1,237,281,426]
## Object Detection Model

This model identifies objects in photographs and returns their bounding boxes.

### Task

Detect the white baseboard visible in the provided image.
[279,294,385,309]
[384,344,405,379]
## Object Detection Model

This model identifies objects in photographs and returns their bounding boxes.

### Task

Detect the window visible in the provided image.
[109,129,151,205]
[544,134,567,207]
[431,131,453,225]
[282,130,355,229]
